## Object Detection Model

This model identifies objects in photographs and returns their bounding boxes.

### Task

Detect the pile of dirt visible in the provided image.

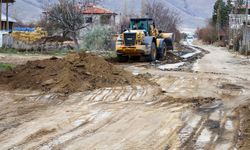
[219,83,244,90]
[0,53,142,94]
[219,83,245,92]
[170,96,216,107]
[160,52,183,64]
[155,96,216,107]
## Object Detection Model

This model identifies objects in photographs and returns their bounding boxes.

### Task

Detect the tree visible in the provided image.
[82,26,113,51]
[45,0,96,50]
[213,0,234,28]
[227,0,233,14]
[196,20,217,44]
[237,0,245,7]
[143,0,181,41]
[213,0,230,28]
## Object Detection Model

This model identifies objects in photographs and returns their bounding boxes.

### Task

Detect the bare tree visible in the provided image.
[143,0,181,33]
[118,16,130,33]
[45,0,96,50]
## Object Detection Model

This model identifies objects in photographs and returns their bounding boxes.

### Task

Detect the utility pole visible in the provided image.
[6,1,9,31]
[141,0,145,17]
[232,0,238,51]
[123,0,128,17]
[0,0,2,31]
[217,2,222,41]
[245,0,249,55]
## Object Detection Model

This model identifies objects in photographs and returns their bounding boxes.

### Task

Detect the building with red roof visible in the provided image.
[82,4,117,26]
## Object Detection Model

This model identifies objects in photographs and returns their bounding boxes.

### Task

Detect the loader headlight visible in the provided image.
[116,41,122,45]
[117,34,122,41]
[137,33,144,43]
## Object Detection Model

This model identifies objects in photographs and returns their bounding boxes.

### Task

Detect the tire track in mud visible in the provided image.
[70,85,154,103]
[15,110,113,150]
[2,88,240,150]
[35,106,138,150]
[19,87,243,149]
[6,85,156,150]
[34,89,188,150]
[2,74,246,149]
[168,100,241,150]
[0,93,52,142]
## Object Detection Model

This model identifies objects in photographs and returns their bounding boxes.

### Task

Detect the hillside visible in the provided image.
[9,0,216,29]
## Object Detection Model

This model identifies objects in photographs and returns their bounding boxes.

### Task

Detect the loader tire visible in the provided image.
[117,54,129,62]
[148,42,157,62]
[131,56,141,61]
[159,42,167,61]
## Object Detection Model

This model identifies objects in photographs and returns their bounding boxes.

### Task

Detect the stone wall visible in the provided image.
[2,34,75,51]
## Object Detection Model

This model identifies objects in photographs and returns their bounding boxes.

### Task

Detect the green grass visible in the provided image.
[0,63,15,72]
[0,48,19,54]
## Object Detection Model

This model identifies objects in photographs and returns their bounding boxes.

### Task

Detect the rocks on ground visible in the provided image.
[236,104,250,150]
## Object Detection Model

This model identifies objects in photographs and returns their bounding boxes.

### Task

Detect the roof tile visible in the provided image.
[82,5,116,15]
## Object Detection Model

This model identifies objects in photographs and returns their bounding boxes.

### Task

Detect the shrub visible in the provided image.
[82,26,114,51]
[0,63,15,71]
[196,23,217,44]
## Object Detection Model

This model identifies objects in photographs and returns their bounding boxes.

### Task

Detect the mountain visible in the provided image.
[9,0,43,22]
[8,0,216,30]
[101,0,216,29]
[163,0,216,29]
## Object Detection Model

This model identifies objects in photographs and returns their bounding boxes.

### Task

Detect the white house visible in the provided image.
[82,4,117,27]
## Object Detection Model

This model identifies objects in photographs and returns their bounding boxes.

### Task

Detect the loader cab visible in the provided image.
[130,18,154,34]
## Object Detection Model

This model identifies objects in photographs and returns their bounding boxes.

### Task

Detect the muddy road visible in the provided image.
[0,44,250,150]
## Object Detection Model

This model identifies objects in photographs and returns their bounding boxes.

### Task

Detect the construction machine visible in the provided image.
[116,18,174,62]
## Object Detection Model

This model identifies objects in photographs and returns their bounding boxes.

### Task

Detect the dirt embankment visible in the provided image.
[155,96,216,107]
[237,104,250,150]
[0,53,143,94]
[161,52,183,64]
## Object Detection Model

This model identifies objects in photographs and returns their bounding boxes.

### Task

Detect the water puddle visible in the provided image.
[197,101,223,114]
[195,128,212,149]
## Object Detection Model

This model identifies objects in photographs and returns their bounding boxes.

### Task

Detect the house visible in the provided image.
[82,4,117,27]
[0,0,15,31]
[229,4,250,54]
[1,13,16,31]
[0,0,15,47]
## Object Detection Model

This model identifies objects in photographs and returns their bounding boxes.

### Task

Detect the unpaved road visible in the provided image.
[1,44,250,150]
[0,53,58,65]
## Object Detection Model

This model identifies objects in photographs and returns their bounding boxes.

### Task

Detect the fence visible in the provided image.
[229,14,250,54]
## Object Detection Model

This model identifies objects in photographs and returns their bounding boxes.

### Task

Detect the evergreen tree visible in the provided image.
[227,0,233,13]
[213,0,233,28]
[237,0,245,6]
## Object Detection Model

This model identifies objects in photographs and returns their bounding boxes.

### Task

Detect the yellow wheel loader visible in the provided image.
[116,18,174,62]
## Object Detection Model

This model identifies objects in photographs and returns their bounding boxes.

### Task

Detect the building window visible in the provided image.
[100,15,111,25]
[86,17,93,23]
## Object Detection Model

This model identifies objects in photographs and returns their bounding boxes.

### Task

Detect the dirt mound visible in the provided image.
[155,96,216,107]
[236,104,250,149]
[219,83,244,90]
[160,52,183,64]
[0,53,142,94]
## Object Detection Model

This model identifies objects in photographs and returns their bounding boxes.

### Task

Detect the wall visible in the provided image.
[2,34,75,51]
[242,26,250,54]
[0,31,8,47]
